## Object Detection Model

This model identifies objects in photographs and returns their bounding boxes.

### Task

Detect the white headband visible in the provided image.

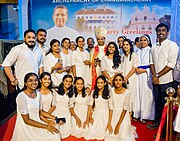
[140,35,150,43]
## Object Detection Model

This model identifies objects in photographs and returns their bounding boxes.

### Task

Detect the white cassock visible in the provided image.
[136,47,155,120]
[72,48,91,87]
[46,26,80,49]
[43,52,70,87]
[121,52,139,114]
[90,44,107,77]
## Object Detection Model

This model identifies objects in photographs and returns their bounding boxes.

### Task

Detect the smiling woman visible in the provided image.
[43,39,71,86]
[101,41,122,86]
[11,72,60,141]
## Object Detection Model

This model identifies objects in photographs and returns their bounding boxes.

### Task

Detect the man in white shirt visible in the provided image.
[2,29,43,88]
[36,29,49,59]
[147,23,179,132]
[46,5,80,49]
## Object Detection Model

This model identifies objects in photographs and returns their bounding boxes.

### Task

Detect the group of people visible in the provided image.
[1,4,180,141]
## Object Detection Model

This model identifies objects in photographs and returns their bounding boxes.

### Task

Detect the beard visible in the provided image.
[88,44,94,48]
[37,38,46,44]
[25,41,35,49]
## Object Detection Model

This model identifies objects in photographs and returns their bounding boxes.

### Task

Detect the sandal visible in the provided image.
[133,118,138,122]
[140,119,147,124]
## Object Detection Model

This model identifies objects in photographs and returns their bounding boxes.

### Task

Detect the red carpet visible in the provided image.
[0,115,175,141]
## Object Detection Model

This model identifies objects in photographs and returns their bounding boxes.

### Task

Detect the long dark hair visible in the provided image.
[39,72,53,91]
[92,75,110,108]
[113,73,127,88]
[106,41,121,69]
[61,37,70,47]
[93,75,109,100]
[74,77,86,98]
[22,72,39,91]
[57,74,73,98]
[75,36,85,48]
[49,39,60,53]
[123,39,134,61]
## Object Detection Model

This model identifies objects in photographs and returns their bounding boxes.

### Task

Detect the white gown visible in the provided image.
[71,94,89,138]
[37,90,57,112]
[105,88,137,141]
[72,48,91,87]
[121,52,139,114]
[61,50,73,66]
[101,55,123,77]
[52,92,73,139]
[84,93,113,140]
[11,92,60,141]
[136,47,155,120]
[174,105,180,132]
[43,52,70,87]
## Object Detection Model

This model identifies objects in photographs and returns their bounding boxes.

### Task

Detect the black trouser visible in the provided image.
[153,82,173,123]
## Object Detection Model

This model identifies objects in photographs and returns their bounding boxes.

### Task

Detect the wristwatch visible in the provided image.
[155,73,159,78]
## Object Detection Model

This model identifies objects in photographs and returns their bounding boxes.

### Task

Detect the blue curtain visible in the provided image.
[170,0,180,47]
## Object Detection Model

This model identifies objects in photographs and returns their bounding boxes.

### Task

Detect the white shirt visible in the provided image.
[2,43,43,88]
[46,26,80,49]
[36,43,49,59]
[150,39,179,84]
